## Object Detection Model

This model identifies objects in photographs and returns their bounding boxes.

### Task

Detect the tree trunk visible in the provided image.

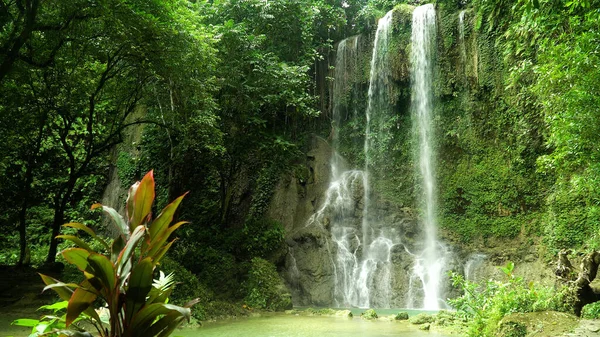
[17,196,30,266]
[46,177,77,264]
[46,204,64,264]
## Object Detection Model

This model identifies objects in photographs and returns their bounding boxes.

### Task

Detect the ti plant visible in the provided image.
[39,171,195,337]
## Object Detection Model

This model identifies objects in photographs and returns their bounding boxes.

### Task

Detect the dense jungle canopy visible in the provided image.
[1,0,600,330]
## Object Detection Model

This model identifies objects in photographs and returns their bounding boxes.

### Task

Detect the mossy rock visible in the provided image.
[317,308,337,316]
[395,312,409,320]
[434,310,458,326]
[285,309,302,315]
[497,321,527,337]
[419,323,431,331]
[497,311,578,337]
[336,310,353,318]
[409,313,434,324]
[361,309,378,320]
[305,307,318,315]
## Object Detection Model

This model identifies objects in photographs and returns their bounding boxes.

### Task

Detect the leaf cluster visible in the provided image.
[36,171,194,337]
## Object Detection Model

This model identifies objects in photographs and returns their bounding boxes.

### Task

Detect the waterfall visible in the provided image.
[409,3,446,310]
[301,5,453,310]
[307,11,398,309]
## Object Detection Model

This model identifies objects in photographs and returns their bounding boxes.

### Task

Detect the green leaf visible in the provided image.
[147,271,175,304]
[39,274,74,301]
[126,181,140,224]
[131,170,155,229]
[11,318,40,327]
[148,193,187,246]
[125,257,154,324]
[149,240,175,265]
[117,225,146,272]
[39,301,69,312]
[42,282,79,293]
[92,203,130,240]
[56,235,94,252]
[66,286,97,327]
[128,303,190,335]
[111,235,126,262]
[61,248,91,272]
[146,221,188,258]
[63,222,110,251]
[142,312,186,337]
[87,253,117,295]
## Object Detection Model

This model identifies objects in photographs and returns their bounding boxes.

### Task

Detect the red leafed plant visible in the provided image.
[38,171,196,337]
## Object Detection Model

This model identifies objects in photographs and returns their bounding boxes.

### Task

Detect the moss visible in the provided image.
[409,313,434,324]
[395,311,409,320]
[361,309,378,320]
[317,308,337,315]
[335,309,353,318]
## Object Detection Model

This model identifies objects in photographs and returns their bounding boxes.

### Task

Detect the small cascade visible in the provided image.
[409,3,448,310]
[458,10,467,66]
[464,253,486,282]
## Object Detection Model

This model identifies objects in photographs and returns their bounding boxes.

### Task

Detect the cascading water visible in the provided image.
[302,5,454,310]
[407,3,448,310]
[306,11,398,309]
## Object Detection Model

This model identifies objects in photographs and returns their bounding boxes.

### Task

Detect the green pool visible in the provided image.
[176,313,451,337]
[2,311,452,337]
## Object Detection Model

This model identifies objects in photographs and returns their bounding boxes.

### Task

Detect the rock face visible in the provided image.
[267,136,335,305]
[266,3,557,307]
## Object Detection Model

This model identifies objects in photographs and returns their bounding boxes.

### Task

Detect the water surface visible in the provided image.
[176,314,451,337]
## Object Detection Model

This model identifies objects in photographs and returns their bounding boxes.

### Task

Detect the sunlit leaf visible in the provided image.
[131,170,155,229]
[66,287,97,327]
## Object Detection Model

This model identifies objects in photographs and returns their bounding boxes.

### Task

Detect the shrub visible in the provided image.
[244,257,292,311]
[582,302,600,319]
[448,262,570,337]
[409,313,434,324]
[159,256,213,320]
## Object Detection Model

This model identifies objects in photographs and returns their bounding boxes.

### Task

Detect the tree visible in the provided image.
[0,0,219,265]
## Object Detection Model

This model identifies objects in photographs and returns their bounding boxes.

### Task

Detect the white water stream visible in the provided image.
[408,4,448,310]
[305,4,451,310]
[310,11,398,309]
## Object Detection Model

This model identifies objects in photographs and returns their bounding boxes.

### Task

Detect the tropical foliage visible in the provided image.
[449,263,572,337]
[27,171,195,337]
